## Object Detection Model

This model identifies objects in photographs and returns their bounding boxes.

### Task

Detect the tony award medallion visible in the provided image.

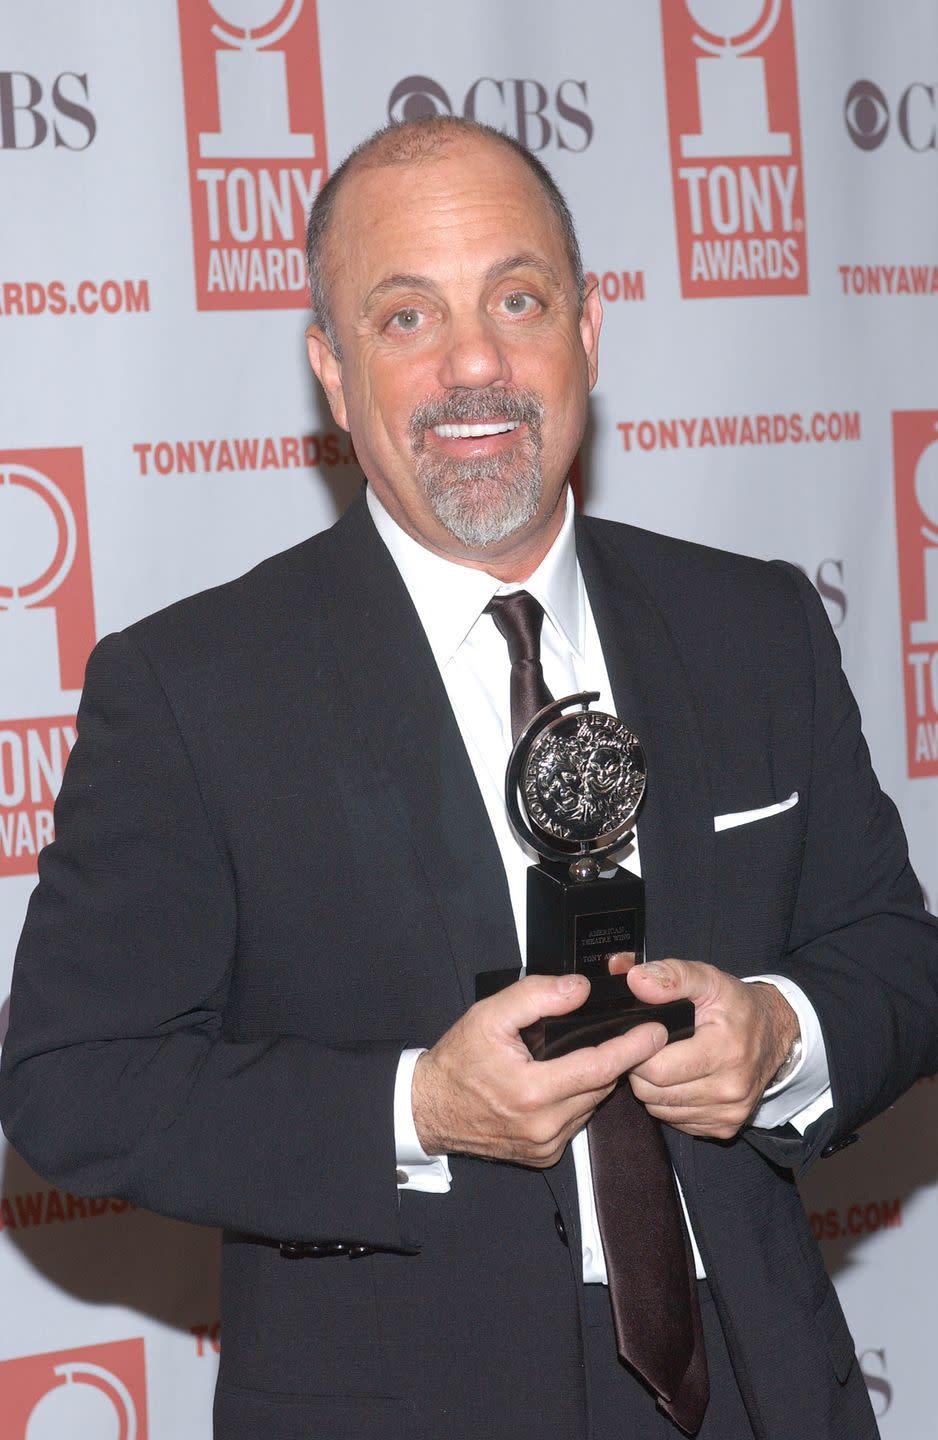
[495,692,694,1060]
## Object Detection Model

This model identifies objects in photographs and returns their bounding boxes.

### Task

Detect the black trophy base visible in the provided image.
[474,968,694,1061]
[476,860,695,1059]
[521,973,694,1060]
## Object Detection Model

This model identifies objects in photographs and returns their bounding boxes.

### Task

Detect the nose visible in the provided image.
[437,309,511,391]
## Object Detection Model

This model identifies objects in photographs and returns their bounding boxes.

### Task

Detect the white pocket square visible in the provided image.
[713,791,799,833]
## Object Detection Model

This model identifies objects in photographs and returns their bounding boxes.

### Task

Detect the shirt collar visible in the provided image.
[366,485,583,666]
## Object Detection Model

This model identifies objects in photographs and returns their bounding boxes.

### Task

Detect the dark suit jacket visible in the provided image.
[3,496,937,1440]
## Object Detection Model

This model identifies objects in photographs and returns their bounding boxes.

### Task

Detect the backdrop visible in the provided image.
[1,2,937,1435]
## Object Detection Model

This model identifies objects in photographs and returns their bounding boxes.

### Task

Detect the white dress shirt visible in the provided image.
[367,484,832,1283]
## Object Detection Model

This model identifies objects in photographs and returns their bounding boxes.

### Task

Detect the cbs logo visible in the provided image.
[387,74,592,152]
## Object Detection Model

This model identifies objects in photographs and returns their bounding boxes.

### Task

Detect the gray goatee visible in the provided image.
[410,389,545,548]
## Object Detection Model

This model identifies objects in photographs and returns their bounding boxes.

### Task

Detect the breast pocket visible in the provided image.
[712,797,805,975]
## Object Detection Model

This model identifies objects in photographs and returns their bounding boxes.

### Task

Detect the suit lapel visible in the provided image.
[576,516,716,1183]
[575,516,716,974]
[315,495,520,1009]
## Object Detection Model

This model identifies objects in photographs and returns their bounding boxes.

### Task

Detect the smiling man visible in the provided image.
[3,117,938,1440]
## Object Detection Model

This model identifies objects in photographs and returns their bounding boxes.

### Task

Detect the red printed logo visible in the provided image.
[894,412,938,776]
[0,717,77,876]
[0,448,95,877]
[177,0,328,310]
[0,1338,147,1439]
[660,0,807,297]
[0,450,95,692]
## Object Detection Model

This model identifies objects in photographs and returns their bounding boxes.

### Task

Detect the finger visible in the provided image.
[640,1099,751,1140]
[644,1110,745,1141]
[630,1075,717,1111]
[480,972,592,1038]
[606,950,637,975]
[493,1083,619,1167]
[628,1032,715,1088]
[539,1020,669,1103]
[626,957,721,1007]
[630,1068,761,1121]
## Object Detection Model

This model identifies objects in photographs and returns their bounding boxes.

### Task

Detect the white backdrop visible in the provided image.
[1,2,937,1434]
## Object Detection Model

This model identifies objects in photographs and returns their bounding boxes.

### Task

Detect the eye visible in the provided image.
[499,291,539,317]
[386,307,423,334]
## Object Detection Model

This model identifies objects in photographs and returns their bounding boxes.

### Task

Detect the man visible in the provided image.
[2,116,937,1440]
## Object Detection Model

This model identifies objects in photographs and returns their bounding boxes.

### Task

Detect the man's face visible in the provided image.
[307,136,602,571]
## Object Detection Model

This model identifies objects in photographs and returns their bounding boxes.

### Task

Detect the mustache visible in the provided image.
[410,388,544,446]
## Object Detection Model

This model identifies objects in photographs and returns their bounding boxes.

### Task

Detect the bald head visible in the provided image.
[306,116,585,354]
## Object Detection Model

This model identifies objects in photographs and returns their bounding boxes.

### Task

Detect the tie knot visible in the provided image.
[486,591,545,667]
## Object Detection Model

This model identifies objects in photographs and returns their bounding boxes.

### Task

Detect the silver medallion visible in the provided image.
[506,693,646,862]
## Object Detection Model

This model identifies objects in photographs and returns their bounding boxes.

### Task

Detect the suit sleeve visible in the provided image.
[748,561,938,1170]
[0,630,412,1250]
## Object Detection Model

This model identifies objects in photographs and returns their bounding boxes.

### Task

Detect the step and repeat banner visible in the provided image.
[1,2,937,1435]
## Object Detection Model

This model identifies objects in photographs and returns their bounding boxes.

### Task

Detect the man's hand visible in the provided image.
[412,974,667,1168]
[621,959,800,1140]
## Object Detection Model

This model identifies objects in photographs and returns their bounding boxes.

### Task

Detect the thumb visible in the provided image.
[483,972,591,1037]
[627,957,719,1005]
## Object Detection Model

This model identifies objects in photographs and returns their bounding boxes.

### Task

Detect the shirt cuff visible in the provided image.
[393,1048,452,1192]
[743,975,833,1134]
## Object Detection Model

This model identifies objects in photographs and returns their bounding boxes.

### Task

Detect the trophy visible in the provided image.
[478,692,694,1060]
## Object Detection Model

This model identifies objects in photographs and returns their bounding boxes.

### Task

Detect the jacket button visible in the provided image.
[821,1132,860,1159]
[554,1210,569,1247]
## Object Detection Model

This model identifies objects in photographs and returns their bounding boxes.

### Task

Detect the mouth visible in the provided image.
[431,420,521,440]
[426,418,527,459]
[410,389,543,472]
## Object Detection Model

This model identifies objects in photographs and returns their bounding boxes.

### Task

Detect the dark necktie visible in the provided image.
[486,590,553,744]
[487,589,709,1435]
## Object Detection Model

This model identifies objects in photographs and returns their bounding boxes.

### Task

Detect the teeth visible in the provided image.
[432,421,521,439]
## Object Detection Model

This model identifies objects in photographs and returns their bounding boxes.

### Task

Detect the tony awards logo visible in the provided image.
[660,0,807,296]
[894,414,938,775]
[177,0,328,309]
[199,0,315,159]
[680,0,791,158]
[0,461,86,692]
[0,450,96,876]
[477,693,693,1060]
[910,433,938,645]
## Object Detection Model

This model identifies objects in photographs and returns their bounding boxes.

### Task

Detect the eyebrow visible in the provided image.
[485,253,562,287]
[361,253,563,314]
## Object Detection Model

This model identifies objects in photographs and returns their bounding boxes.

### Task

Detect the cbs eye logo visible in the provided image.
[844,81,889,151]
[388,76,452,122]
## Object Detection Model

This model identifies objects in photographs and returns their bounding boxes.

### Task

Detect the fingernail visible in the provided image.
[642,963,671,988]
[559,974,587,994]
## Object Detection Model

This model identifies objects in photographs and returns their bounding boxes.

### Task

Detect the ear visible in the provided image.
[306,325,349,431]
[579,279,603,393]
